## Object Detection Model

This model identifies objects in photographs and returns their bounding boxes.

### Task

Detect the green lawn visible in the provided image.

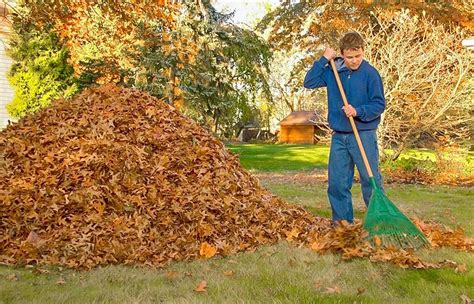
[226,144,330,171]
[227,143,474,173]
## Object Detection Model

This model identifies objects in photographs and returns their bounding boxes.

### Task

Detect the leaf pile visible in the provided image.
[0,84,330,268]
[0,85,472,270]
[309,220,473,269]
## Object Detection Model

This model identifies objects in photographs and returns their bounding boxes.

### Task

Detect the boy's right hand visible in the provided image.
[323,48,336,60]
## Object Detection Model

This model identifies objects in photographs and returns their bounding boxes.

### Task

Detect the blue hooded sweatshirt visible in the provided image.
[303,56,385,133]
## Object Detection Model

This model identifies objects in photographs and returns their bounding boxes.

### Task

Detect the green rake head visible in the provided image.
[363,178,429,249]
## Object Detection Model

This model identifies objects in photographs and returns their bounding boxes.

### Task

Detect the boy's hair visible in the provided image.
[339,32,365,53]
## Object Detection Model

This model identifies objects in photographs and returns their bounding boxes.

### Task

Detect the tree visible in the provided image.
[10,1,272,137]
[258,1,473,156]
[362,10,473,159]
[6,27,78,118]
[178,5,272,136]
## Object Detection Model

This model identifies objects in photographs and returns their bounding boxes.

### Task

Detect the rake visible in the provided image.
[329,59,429,249]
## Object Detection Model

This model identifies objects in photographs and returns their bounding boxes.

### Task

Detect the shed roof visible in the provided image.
[279,111,322,126]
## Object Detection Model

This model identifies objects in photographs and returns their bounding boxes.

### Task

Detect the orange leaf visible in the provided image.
[374,236,382,247]
[199,242,217,259]
[194,280,207,292]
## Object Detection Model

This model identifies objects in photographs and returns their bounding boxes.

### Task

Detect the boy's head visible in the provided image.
[339,32,365,70]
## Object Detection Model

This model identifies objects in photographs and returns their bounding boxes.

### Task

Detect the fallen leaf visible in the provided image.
[374,235,382,247]
[314,280,322,290]
[455,264,468,273]
[165,271,179,279]
[325,286,341,294]
[357,287,366,295]
[26,231,40,245]
[194,280,207,292]
[55,277,66,285]
[199,242,217,259]
[460,294,472,304]
[223,270,235,276]
[6,273,18,281]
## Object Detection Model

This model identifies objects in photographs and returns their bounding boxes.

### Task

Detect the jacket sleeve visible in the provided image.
[303,56,329,89]
[355,69,385,121]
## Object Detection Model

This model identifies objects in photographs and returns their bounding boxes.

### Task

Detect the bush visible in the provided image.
[6,30,78,118]
[381,147,473,186]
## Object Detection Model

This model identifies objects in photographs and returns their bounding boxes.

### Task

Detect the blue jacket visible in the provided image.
[303,56,385,133]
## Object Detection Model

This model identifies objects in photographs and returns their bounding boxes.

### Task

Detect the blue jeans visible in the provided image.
[327,130,383,223]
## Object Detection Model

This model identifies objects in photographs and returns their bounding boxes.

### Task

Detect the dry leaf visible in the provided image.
[374,235,382,247]
[357,287,366,295]
[325,286,341,294]
[26,231,40,246]
[460,294,472,304]
[194,280,207,292]
[32,268,50,275]
[6,273,18,281]
[223,271,235,276]
[455,264,468,273]
[314,280,322,290]
[199,242,217,259]
[165,271,179,279]
[55,277,66,285]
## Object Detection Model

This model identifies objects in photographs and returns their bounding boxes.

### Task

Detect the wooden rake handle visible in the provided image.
[329,59,374,178]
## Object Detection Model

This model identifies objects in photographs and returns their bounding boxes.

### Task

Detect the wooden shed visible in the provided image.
[278,111,325,144]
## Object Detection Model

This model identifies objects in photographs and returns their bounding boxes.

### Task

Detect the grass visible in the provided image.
[1,183,473,303]
[226,144,330,171]
[226,143,474,173]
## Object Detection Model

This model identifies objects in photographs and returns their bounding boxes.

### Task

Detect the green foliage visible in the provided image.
[178,5,273,137]
[6,29,78,118]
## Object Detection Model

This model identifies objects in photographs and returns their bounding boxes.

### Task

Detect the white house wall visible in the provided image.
[0,38,13,129]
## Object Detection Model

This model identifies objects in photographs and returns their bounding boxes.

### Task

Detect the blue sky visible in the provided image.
[213,0,280,26]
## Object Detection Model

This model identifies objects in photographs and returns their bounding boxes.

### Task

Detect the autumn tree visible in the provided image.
[9,0,272,137]
[362,10,473,159]
[258,1,473,156]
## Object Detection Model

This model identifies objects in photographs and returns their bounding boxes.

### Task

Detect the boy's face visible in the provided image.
[342,48,364,70]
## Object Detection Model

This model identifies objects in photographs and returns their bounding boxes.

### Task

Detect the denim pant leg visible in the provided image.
[327,133,355,223]
[347,130,383,206]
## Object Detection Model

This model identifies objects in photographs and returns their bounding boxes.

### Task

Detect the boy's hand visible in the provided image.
[342,105,357,117]
[323,48,336,60]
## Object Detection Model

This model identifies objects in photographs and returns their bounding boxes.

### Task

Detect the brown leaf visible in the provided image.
[32,268,50,275]
[357,287,366,295]
[460,294,472,304]
[194,280,207,292]
[325,286,341,294]
[55,277,66,285]
[455,264,468,273]
[26,231,40,245]
[223,270,235,276]
[165,271,179,279]
[314,280,322,290]
[6,273,18,281]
